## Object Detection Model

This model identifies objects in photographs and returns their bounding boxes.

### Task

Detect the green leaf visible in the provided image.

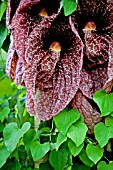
[94,122,109,148]
[79,149,94,167]
[0,122,4,132]
[0,0,7,20]
[63,0,78,16]
[30,141,50,161]
[97,161,113,170]
[110,111,113,117]
[105,116,113,126]
[54,108,80,135]
[93,90,113,116]
[0,48,7,68]
[0,144,10,168]
[86,143,104,164]
[3,122,31,152]
[0,20,8,48]
[0,107,10,120]
[68,139,84,157]
[23,129,36,157]
[56,133,67,150]
[67,122,88,147]
[94,122,113,148]
[107,125,113,138]
[0,78,17,98]
[0,95,7,105]
[49,149,68,170]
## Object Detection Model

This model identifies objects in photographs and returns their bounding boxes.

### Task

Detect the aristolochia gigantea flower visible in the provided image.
[6,0,113,133]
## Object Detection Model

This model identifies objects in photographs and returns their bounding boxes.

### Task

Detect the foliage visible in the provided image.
[0,0,113,169]
[60,0,78,16]
[0,0,9,69]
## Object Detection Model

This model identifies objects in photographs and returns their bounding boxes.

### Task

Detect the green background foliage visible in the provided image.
[0,0,113,169]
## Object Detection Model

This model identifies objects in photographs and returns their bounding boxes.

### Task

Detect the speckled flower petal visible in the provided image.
[10,0,60,64]
[6,0,21,28]
[71,90,101,134]
[24,15,84,118]
[82,32,113,95]
[36,16,84,120]
[83,32,109,69]
[103,36,113,93]
[72,0,113,95]
[15,60,24,86]
[24,14,59,115]
[80,67,108,99]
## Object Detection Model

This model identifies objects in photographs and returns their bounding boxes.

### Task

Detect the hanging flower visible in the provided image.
[6,0,113,133]
[24,14,83,117]
[70,0,113,133]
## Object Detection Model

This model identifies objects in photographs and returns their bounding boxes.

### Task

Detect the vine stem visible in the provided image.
[34,114,41,168]
[34,114,40,132]
[104,156,110,163]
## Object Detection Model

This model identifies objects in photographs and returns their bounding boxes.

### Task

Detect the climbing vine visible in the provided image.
[0,0,113,169]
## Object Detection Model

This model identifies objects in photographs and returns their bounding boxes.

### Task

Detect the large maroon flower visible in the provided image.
[24,14,83,118]
[6,0,113,133]
[70,0,113,133]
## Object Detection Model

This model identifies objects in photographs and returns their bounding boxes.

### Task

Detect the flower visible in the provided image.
[70,0,113,133]
[24,14,83,118]
[6,0,113,133]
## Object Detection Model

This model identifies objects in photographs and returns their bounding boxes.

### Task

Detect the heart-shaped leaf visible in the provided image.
[86,143,104,164]
[79,149,94,167]
[3,122,31,152]
[30,141,50,161]
[63,0,78,16]
[54,108,80,135]
[94,122,109,148]
[68,139,84,157]
[67,122,88,147]
[93,90,113,116]
[0,144,10,168]
[97,161,113,170]
[56,133,67,150]
[23,129,36,157]
[49,149,68,170]
[0,107,10,120]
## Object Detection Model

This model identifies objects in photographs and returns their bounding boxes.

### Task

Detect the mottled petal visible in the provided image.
[80,66,108,99]
[71,90,101,134]
[15,60,25,86]
[36,16,84,120]
[6,0,21,28]
[24,14,59,115]
[83,32,109,69]
[26,91,36,116]
[10,0,60,64]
